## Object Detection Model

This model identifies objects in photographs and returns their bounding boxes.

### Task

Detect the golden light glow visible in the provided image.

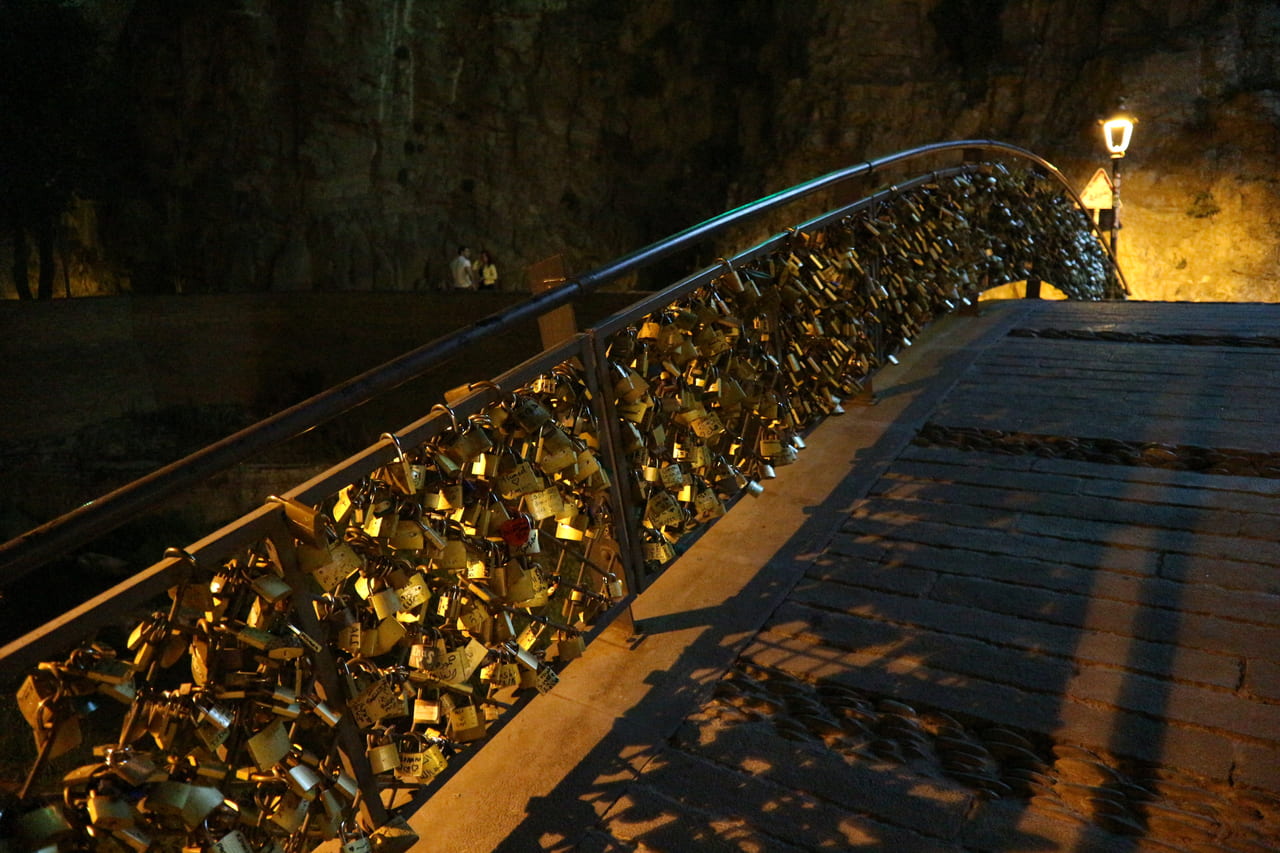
[1102,115,1135,157]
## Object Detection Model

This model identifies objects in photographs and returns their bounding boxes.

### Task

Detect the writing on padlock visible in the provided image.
[397,734,449,783]
[523,485,564,521]
[408,635,446,671]
[534,666,560,694]
[446,700,487,743]
[644,491,684,529]
[348,676,406,730]
[430,637,487,684]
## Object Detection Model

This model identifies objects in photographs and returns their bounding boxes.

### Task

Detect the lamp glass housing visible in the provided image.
[1102,116,1134,157]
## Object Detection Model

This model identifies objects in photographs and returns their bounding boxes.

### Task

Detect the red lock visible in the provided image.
[500,514,533,548]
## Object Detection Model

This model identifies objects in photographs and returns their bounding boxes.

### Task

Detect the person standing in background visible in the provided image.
[450,246,476,290]
[476,250,498,291]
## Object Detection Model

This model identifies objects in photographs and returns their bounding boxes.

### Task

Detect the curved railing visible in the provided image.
[0,140,1121,586]
[0,142,1121,852]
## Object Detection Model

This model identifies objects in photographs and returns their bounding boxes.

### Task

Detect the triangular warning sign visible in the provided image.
[1080,168,1114,209]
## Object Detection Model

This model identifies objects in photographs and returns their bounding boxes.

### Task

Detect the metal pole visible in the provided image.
[1110,154,1122,260]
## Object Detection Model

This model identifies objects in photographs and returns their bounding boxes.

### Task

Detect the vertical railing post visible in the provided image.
[266,515,390,830]
[583,331,648,598]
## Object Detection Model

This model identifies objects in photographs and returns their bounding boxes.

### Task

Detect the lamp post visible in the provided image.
[1100,112,1135,260]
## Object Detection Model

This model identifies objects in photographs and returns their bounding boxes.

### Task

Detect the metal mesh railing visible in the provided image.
[0,143,1119,852]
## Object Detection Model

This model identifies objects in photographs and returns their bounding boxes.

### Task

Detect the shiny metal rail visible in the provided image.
[0,142,1121,852]
[0,143,1118,681]
[0,140,1122,587]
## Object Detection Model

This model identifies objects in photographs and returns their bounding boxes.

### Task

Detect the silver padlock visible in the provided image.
[340,821,373,853]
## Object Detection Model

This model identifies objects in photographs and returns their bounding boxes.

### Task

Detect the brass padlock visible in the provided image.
[15,802,75,846]
[373,612,407,650]
[495,445,543,498]
[643,536,676,565]
[431,637,488,684]
[613,362,649,402]
[86,790,137,831]
[367,582,402,621]
[644,491,683,529]
[395,571,431,612]
[112,826,154,852]
[101,746,157,787]
[509,394,552,432]
[694,487,726,522]
[336,618,374,658]
[366,730,401,774]
[396,731,449,783]
[368,815,421,853]
[246,719,291,771]
[408,632,448,672]
[508,565,549,608]
[446,701,487,743]
[269,495,327,548]
[142,779,192,819]
[448,417,497,466]
[435,534,469,571]
[378,432,426,495]
[535,425,579,474]
[347,669,404,730]
[524,485,565,522]
[487,658,521,688]
[268,791,308,834]
[412,689,443,726]
[553,512,589,542]
[557,632,586,662]
[178,783,224,829]
[16,670,56,727]
[534,666,560,694]
[193,694,235,750]
[284,757,323,800]
[299,539,364,593]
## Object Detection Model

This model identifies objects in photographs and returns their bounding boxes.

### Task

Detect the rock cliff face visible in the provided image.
[6,0,1278,301]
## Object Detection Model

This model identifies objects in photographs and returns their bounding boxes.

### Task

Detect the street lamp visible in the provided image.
[1100,111,1135,260]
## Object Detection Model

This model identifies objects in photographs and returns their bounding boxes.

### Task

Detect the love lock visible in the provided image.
[339,820,373,853]
[366,729,400,775]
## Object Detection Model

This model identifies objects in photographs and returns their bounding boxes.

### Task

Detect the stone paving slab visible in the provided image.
[407,301,1280,851]
[931,329,1280,453]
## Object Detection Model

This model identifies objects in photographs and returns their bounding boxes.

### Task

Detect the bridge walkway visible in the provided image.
[409,300,1280,852]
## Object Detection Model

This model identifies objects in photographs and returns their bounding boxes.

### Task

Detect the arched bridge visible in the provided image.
[2,142,1277,852]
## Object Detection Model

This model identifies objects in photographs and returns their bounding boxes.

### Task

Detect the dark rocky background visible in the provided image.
[0,0,1277,622]
[2,0,1277,303]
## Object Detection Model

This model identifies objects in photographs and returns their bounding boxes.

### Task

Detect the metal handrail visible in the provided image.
[0,140,1122,584]
[0,143,1123,850]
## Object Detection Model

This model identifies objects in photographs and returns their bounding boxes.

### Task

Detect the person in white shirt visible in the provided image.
[450,246,476,290]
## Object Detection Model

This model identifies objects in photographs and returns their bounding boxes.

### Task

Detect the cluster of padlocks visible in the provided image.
[11,366,629,852]
[606,165,1113,576]
[5,163,1115,852]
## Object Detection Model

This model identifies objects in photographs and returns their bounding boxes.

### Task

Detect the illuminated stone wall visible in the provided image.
[2,0,1276,301]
